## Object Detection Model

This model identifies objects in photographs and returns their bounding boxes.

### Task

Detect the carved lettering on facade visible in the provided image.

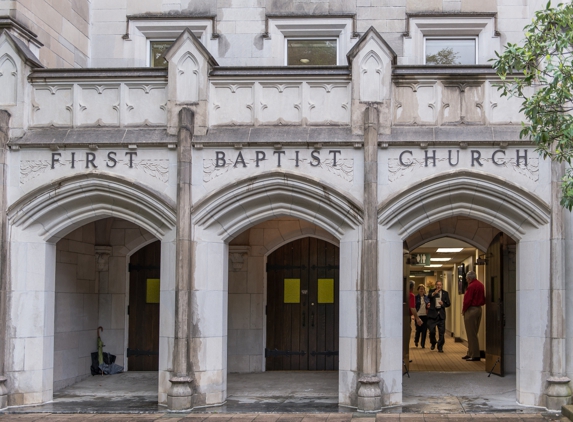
[202,150,353,183]
[388,149,539,182]
[20,152,169,185]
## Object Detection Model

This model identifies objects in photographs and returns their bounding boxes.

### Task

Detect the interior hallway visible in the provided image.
[409,325,486,372]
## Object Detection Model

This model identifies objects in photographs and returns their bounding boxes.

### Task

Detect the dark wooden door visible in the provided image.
[266,237,339,370]
[485,233,504,376]
[128,240,161,371]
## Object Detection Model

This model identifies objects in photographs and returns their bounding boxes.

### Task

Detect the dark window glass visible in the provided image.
[150,41,172,68]
[287,39,337,66]
[425,39,476,65]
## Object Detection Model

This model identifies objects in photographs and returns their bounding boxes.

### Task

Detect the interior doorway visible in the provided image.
[265,237,339,371]
[403,230,516,377]
[127,240,161,371]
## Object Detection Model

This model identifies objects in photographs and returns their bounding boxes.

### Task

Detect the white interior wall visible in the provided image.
[54,219,157,391]
[53,223,97,392]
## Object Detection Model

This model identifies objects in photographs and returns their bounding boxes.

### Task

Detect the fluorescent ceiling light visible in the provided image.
[425,264,443,267]
[431,257,452,261]
[409,275,415,278]
[436,248,463,253]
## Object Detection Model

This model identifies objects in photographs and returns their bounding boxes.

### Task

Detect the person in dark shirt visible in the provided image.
[427,280,451,353]
[414,284,430,348]
[462,270,486,361]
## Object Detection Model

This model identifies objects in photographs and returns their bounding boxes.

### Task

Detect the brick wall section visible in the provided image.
[1,0,90,68]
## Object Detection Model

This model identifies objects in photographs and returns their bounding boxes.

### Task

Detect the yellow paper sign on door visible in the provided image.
[284,279,300,303]
[146,279,160,303]
[318,279,334,303]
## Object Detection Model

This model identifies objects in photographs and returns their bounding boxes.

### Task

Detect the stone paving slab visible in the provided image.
[0,413,567,422]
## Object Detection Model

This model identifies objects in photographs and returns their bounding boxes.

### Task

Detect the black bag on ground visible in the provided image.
[90,352,116,375]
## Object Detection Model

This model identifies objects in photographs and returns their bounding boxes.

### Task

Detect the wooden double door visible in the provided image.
[266,237,339,371]
[127,240,160,371]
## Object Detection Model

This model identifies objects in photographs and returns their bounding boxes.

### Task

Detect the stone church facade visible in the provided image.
[0,0,571,413]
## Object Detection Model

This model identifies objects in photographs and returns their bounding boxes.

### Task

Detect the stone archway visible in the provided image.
[377,170,551,407]
[191,173,363,408]
[4,174,177,407]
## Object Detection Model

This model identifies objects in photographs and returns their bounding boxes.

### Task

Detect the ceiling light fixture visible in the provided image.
[425,264,443,267]
[430,257,452,261]
[436,248,463,253]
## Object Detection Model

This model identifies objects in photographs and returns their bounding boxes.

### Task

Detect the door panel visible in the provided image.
[266,237,339,370]
[485,233,504,376]
[128,240,161,371]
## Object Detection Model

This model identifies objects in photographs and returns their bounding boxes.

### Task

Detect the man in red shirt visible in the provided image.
[462,270,486,361]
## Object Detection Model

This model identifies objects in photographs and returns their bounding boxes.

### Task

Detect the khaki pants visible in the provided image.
[464,306,482,358]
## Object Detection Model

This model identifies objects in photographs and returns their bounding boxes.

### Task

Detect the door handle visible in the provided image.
[302,312,306,327]
[311,311,315,327]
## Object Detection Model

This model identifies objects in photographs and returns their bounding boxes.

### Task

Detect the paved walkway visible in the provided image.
[0,412,567,421]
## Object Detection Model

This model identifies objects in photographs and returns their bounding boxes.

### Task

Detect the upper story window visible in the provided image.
[286,38,337,66]
[266,16,357,66]
[120,17,214,68]
[149,40,173,67]
[425,37,477,65]
[402,14,500,65]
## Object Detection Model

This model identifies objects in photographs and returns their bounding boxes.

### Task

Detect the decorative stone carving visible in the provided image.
[167,376,194,410]
[176,53,199,103]
[360,51,382,102]
[307,83,350,125]
[124,83,168,126]
[32,85,73,127]
[211,83,255,126]
[357,376,382,412]
[259,83,302,125]
[388,156,539,183]
[202,157,354,183]
[20,159,61,184]
[78,84,120,126]
[229,246,249,271]
[394,82,437,125]
[122,159,169,183]
[209,81,351,127]
[95,246,112,272]
[441,82,484,125]
[0,54,17,106]
[545,377,572,410]
[30,82,168,128]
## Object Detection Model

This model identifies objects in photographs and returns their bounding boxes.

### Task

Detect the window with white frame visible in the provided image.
[286,38,338,66]
[123,18,214,67]
[403,14,500,65]
[424,37,477,65]
[267,16,356,66]
[149,40,173,67]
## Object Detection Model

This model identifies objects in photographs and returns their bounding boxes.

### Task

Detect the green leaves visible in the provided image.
[492,1,573,208]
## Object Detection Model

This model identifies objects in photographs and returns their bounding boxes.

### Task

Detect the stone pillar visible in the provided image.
[0,110,10,409]
[167,108,194,410]
[357,106,382,412]
[546,161,572,410]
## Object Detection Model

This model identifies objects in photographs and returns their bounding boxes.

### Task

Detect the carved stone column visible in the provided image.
[167,108,194,410]
[357,106,382,411]
[0,110,10,409]
[546,161,572,410]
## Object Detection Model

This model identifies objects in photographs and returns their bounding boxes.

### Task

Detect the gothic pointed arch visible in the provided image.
[193,171,363,240]
[8,173,176,241]
[378,170,550,241]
